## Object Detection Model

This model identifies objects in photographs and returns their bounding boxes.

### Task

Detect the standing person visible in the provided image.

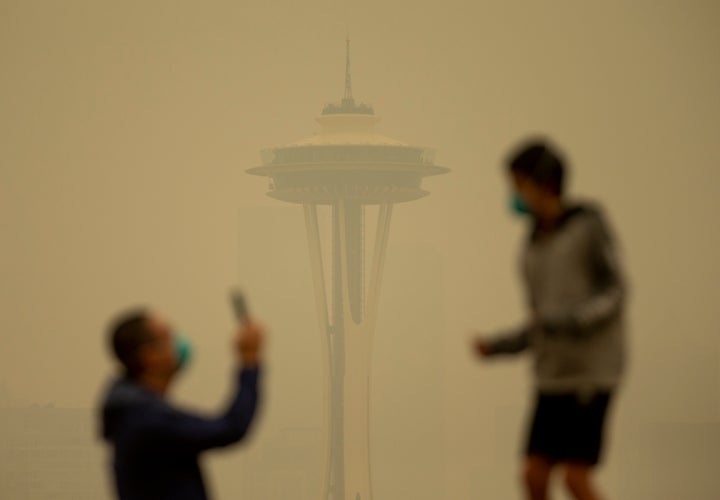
[474,139,627,500]
[99,308,264,500]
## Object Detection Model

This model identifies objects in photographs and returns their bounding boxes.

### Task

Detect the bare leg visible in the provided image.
[563,463,604,500]
[524,455,554,500]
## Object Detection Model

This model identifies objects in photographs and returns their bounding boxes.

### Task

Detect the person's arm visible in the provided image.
[476,325,530,357]
[542,209,626,337]
[146,366,261,453]
[144,321,264,453]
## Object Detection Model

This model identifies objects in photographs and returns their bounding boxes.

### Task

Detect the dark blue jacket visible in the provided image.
[100,368,260,500]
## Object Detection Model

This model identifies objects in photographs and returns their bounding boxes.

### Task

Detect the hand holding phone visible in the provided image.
[230,289,263,366]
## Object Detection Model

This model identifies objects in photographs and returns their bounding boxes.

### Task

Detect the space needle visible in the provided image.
[247,39,448,500]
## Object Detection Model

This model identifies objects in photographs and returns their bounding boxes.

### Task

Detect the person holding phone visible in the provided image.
[98,298,263,500]
[473,140,627,500]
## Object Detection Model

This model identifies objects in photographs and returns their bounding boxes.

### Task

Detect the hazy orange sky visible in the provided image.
[1,1,719,498]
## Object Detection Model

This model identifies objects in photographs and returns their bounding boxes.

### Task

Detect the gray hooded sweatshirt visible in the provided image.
[486,203,627,393]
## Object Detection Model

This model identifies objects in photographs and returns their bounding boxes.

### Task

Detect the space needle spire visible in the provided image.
[323,38,372,115]
[343,37,353,105]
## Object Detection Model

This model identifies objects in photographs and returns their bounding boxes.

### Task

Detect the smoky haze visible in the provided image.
[1,1,719,499]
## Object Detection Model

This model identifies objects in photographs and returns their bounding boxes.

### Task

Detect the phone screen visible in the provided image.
[231,290,249,324]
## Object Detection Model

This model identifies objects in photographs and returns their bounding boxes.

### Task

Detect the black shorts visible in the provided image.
[525,390,613,466]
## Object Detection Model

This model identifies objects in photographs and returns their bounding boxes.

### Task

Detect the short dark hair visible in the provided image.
[109,309,152,379]
[506,139,566,195]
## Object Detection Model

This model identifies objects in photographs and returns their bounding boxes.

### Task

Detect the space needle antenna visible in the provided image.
[343,36,353,104]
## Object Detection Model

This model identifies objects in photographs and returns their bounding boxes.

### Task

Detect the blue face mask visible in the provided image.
[174,335,193,371]
[510,192,532,216]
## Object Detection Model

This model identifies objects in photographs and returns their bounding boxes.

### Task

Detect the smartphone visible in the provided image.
[230,289,250,325]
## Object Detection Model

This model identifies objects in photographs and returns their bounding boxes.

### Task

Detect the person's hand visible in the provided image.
[235,320,264,368]
[472,337,492,358]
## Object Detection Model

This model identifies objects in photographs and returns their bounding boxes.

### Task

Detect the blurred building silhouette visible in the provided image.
[0,405,107,499]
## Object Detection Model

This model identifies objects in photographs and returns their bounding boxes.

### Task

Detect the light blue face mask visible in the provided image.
[510,192,532,216]
[174,335,193,371]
